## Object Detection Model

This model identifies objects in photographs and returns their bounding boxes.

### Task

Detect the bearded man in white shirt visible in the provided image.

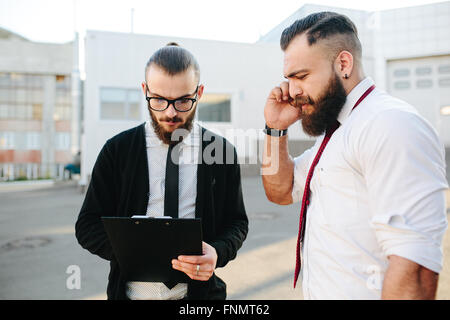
[262,12,448,299]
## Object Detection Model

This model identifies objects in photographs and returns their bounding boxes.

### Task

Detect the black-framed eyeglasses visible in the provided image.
[145,83,199,112]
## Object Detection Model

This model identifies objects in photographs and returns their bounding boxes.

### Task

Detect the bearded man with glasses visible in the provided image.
[76,42,248,300]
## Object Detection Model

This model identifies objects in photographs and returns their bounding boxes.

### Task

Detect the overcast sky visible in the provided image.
[0,0,446,43]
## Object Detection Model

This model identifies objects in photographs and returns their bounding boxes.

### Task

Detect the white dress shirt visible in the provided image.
[126,121,200,300]
[292,77,448,299]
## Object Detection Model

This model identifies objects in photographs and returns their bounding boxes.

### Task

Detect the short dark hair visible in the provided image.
[145,42,200,80]
[280,12,362,62]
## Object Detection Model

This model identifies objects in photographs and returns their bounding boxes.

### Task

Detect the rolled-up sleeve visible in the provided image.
[358,109,448,273]
[292,144,318,203]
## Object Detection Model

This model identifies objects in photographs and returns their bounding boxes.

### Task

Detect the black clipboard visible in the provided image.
[101,216,202,283]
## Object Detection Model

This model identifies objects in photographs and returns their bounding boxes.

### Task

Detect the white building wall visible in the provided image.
[0,39,72,75]
[379,2,450,60]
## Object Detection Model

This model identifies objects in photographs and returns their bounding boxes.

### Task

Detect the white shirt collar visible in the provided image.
[337,77,375,125]
[145,120,201,148]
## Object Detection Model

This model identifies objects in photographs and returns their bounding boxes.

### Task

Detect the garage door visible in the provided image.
[387,55,450,146]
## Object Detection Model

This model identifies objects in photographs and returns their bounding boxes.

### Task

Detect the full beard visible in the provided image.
[294,73,347,137]
[149,106,196,145]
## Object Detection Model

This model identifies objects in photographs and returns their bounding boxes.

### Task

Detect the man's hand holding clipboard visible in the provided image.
[172,241,217,281]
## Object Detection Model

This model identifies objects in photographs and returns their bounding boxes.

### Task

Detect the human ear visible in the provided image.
[197,84,205,100]
[335,50,354,79]
[141,81,148,95]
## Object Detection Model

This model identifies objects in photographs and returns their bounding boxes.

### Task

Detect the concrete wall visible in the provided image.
[0,39,72,75]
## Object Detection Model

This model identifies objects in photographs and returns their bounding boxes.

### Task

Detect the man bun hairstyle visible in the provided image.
[280,11,362,63]
[145,42,200,80]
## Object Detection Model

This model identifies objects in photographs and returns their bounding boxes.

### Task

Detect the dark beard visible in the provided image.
[149,106,196,145]
[296,73,347,137]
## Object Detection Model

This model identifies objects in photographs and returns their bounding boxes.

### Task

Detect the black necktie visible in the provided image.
[163,143,180,289]
[164,143,179,219]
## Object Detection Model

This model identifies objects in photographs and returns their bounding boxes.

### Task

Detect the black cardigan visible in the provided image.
[75,123,248,300]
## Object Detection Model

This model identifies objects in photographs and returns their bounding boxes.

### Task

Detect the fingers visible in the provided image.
[172,242,218,281]
[280,81,290,101]
[270,86,282,102]
[171,259,214,281]
[177,254,207,264]
[172,260,214,274]
[270,81,290,103]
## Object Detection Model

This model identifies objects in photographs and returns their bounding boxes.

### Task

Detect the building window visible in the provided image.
[393,81,411,90]
[0,72,44,120]
[16,105,33,119]
[127,90,141,120]
[56,75,66,83]
[0,132,15,149]
[26,132,41,150]
[439,78,450,87]
[438,65,450,74]
[0,88,10,101]
[197,94,231,122]
[393,69,410,77]
[0,73,9,87]
[416,79,433,89]
[415,67,432,76]
[32,104,43,120]
[54,75,71,120]
[55,132,70,150]
[100,88,141,120]
[0,105,8,118]
[54,105,71,120]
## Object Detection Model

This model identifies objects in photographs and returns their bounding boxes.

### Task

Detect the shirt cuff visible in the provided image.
[384,242,443,274]
[372,215,445,273]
